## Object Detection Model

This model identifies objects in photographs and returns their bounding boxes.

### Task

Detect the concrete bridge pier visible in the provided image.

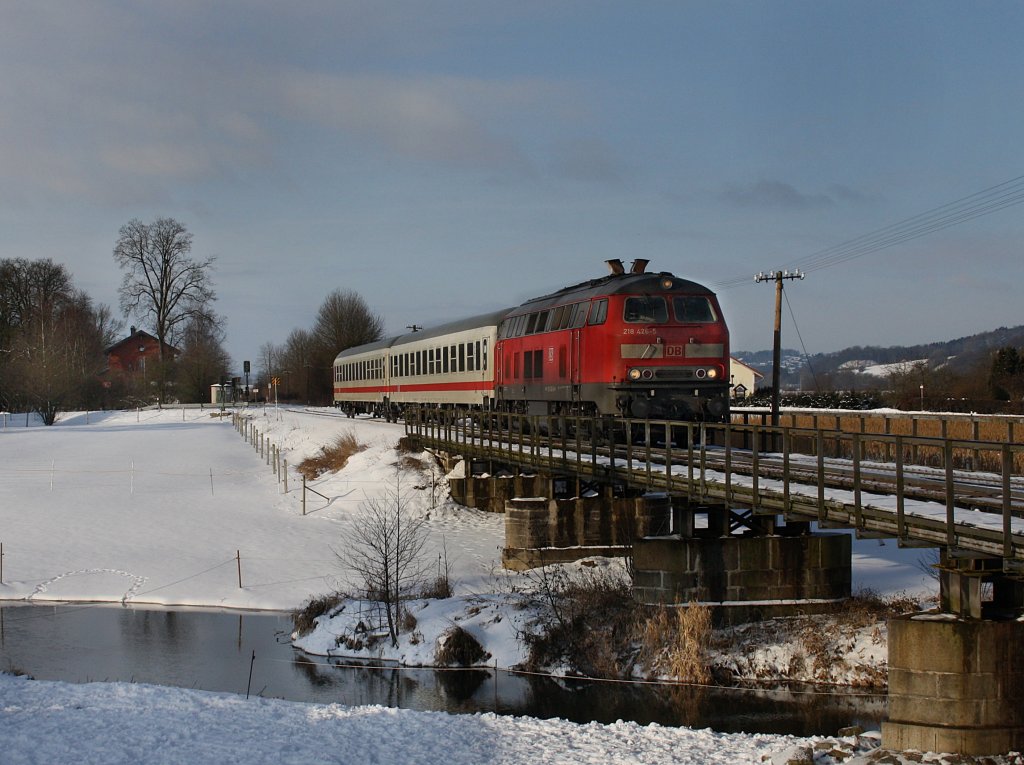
[631,500,851,624]
[882,552,1024,756]
[882,614,1024,755]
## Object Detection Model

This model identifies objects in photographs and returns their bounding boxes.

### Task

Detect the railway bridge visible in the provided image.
[405,406,1024,756]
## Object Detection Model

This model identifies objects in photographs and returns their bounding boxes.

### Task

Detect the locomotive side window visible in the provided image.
[523,349,533,378]
[673,296,717,323]
[551,305,566,330]
[588,299,608,326]
[624,296,668,323]
[571,301,589,328]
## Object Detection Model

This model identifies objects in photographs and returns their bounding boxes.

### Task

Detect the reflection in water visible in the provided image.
[0,603,884,736]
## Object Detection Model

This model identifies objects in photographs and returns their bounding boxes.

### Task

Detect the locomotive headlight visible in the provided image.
[660,278,674,289]
[707,368,719,379]
[628,368,642,381]
[695,368,707,379]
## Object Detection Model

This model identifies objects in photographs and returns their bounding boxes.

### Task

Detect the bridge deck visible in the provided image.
[405,409,1024,569]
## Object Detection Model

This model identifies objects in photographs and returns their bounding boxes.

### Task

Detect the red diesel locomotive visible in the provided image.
[333,260,730,422]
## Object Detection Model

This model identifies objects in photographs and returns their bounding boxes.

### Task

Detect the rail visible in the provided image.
[404,408,1024,568]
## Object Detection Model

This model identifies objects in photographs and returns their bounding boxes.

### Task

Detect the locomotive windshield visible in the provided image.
[672,296,717,323]
[623,296,668,323]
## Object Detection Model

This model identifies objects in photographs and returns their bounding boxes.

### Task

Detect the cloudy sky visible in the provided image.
[3,1,1022,367]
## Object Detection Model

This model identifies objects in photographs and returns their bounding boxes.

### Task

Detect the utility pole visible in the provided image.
[754,270,805,427]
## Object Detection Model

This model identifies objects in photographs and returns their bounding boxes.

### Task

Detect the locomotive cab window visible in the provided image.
[673,296,717,323]
[588,299,608,326]
[624,296,668,323]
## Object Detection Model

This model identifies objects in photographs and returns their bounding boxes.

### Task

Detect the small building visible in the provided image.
[729,357,764,399]
[104,327,179,377]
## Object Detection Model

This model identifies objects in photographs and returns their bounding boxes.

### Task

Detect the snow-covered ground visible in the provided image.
[0,406,988,764]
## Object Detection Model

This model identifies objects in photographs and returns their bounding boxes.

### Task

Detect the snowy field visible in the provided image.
[0,406,971,764]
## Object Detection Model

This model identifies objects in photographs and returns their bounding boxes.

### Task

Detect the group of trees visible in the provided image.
[0,217,230,423]
[257,289,384,405]
[0,259,120,423]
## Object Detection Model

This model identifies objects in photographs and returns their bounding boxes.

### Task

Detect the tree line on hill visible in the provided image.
[745,342,1024,414]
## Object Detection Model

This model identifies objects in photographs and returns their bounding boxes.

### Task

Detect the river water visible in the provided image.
[0,603,884,736]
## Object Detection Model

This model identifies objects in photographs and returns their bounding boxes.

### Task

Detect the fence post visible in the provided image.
[236,549,242,588]
[302,475,307,515]
[283,459,288,493]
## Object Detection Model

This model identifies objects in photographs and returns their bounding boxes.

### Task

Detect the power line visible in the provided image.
[715,174,1024,290]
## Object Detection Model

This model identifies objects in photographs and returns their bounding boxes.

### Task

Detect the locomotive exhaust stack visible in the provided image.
[605,259,625,275]
[630,259,649,274]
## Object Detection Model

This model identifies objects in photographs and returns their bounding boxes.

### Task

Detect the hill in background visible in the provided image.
[734,324,1024,391]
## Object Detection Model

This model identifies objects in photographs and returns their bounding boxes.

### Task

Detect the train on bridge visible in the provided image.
[333,260,731,422]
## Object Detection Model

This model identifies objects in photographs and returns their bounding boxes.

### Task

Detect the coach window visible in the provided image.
[588,299,608,326]
[624,296,668,323]
[458,343,466,372]
[474,341,481,370]
[428,348,435,375]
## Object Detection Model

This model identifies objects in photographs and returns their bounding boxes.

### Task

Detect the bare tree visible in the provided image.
[175,309,232,403]
[310,289,384,402]
[337,485,429,647]
[314,289,385,355]
[113,218,215,402]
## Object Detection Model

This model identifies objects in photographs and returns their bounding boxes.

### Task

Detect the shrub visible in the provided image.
[435,626,487,667]
[291,592,345,637]
[518,563,638,677]
[297,432,365,480]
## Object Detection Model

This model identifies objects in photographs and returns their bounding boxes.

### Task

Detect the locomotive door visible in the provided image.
[570,329,582,402]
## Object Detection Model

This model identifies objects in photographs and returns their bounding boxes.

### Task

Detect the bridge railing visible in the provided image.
[404,407,1024,562]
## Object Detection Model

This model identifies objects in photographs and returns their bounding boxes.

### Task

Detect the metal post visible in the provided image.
[236,549,242,588]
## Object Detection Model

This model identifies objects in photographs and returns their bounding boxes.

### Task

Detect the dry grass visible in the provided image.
[297,431,365,480]
[637,603,712,684]
[768,412,1024,473]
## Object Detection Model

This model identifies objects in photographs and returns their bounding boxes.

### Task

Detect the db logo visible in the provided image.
[665,345,684,357]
